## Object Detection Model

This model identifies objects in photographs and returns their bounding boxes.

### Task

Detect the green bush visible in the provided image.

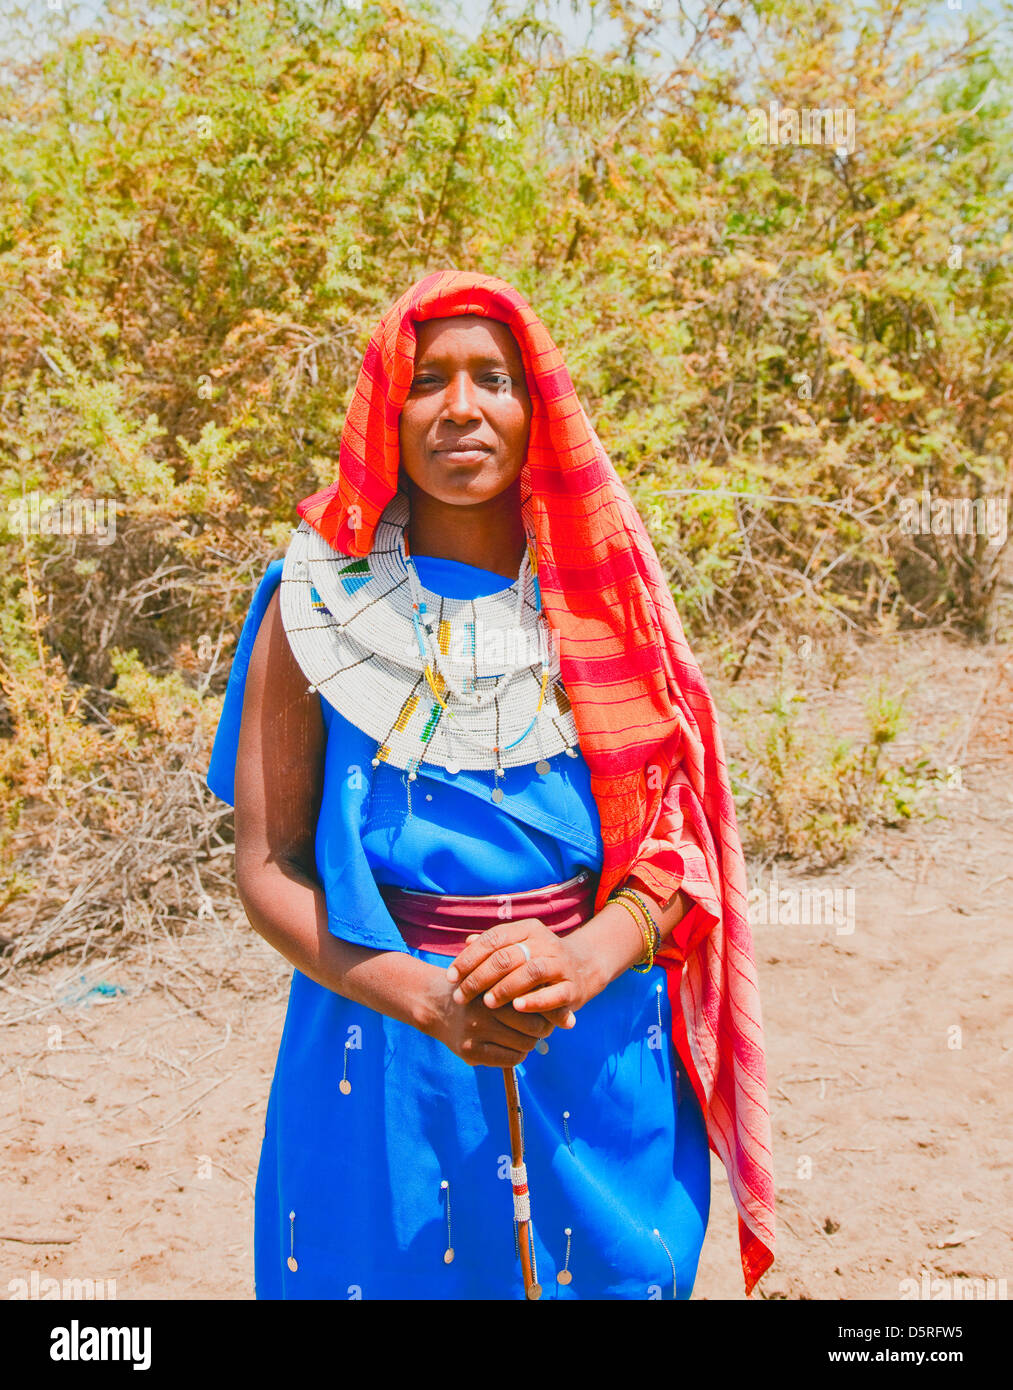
[0,0,1010,905]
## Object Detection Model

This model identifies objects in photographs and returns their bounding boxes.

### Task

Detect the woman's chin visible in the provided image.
[410,470,519,507]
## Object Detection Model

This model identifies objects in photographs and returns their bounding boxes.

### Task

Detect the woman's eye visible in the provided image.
[410,373,512,390]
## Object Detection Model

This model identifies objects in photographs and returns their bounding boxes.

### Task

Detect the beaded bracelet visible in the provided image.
[607,887,661,972]
[609,894,653,971]
[619,889,658,967]
[614,887,662,952]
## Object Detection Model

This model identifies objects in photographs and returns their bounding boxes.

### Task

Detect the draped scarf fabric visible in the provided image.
[295,270,775,1294]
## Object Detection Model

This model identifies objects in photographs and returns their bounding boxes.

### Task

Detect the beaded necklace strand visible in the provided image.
[401,524,573,804]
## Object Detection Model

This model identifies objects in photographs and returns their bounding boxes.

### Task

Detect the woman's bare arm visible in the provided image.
[231,587,558,1064]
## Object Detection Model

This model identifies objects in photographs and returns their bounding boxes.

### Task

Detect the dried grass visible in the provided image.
[0,725,283,1026]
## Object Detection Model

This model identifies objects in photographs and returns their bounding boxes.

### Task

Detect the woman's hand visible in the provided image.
[446,918,603,1021]
[423,969,561,1068]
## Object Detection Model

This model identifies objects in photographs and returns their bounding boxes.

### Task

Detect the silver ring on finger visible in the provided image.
[517,941,532,964]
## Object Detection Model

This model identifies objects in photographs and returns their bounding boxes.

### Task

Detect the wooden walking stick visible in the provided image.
[503,1066,542,1300]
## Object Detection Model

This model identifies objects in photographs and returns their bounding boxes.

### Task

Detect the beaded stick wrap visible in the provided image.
[510,1162,531,1223]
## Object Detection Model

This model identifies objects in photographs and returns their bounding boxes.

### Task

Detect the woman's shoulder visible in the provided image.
[205,558,321,807]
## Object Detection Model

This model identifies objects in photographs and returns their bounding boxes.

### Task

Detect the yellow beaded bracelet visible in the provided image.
[613,888,661,946]
[620,890,659,970]
[608,888,660,972]
[609,895,653,971]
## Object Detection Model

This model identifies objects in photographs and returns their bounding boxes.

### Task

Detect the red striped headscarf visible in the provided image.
[296,270,774,1294]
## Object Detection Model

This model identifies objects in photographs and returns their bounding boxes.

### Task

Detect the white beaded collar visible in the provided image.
[279,490,581,788]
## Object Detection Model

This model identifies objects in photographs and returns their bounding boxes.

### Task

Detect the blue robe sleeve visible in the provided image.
[206,559,286,807]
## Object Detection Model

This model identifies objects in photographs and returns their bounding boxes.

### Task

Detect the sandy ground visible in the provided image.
[1,633,1010,1301]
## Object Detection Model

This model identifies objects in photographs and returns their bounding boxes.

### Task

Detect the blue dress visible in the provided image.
[206,556,710,1300]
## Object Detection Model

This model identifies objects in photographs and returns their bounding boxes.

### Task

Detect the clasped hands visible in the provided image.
[431,917,598,1069]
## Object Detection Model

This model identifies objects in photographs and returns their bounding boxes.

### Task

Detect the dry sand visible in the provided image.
[2,634,1010,1300]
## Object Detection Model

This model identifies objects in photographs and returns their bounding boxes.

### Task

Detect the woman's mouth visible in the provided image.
[435,446,493,464]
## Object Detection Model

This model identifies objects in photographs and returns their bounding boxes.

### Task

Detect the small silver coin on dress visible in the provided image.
[287,1257,298,1272]
[491,787,504,803]
[535,759,550,774]
[339,1080,351,1095]
[526,1282,542,1300]
[535,1039,549,1055]
[443,1248,455,1264]
[557,1270,572,1285]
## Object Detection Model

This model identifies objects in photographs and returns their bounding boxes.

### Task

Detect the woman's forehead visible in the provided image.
[414,315,523,358]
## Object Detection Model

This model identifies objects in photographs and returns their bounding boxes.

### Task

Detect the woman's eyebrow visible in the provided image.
[413,352,511,370]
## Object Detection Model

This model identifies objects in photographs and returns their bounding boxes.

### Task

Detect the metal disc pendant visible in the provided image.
[526,1282,543,1301]
[535,759,550,774]
[287,1256,298,1272]
[339,1080,351,1095]
[535,1039,549,1055]
[443,1248,455,1264]
[565,746,579,758]
[491,787,504,803]
[557,1269,572,1285]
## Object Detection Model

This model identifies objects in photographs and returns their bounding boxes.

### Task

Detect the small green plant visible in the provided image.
[731,677,935,866]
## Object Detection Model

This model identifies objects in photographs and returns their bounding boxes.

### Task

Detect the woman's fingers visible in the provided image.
[443,990,574,1067]
[446,919,544,988]
[545,1005,578,1029]
[467,954,555,1009]
[467,1010,541,1058]
[461,1040,528,1067]
[453,937,557,1006]
[493,1004,552,1040]
[510,984,578,1016]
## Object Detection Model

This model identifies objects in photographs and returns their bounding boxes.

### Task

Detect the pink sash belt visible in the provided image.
[379,868,599,958]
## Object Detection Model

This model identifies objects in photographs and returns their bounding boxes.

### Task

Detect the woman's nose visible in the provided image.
[442,371,480,421]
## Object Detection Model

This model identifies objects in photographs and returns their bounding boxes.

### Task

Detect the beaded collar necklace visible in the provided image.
[279,490,581,808]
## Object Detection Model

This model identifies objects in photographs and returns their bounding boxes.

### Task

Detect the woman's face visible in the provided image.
[398,316,532,506]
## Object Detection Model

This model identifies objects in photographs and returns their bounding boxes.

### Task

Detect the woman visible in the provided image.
[206,270,774,1299]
